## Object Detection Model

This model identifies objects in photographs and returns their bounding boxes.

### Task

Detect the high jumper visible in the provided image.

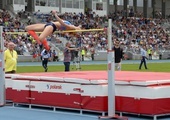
[25,10,81,50]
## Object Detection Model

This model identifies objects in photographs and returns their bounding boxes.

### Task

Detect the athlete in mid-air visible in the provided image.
[25,10,81,50]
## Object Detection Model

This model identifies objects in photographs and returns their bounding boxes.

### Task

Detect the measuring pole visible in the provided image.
[107,19,115,117]
[0,26,5,106]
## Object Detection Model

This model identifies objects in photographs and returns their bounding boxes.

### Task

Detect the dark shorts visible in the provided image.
[5,70,16,74]
[44,22,57,32]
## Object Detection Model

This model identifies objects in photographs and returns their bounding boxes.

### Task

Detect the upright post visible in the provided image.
[107,19,115,116]
[59,0,62,13]
[0,26,5,106]
[98,19,128,120]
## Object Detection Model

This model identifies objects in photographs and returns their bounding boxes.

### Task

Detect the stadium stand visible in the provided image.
[2,7,170,61]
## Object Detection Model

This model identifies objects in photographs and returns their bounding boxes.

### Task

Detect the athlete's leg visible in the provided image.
[38,26,53,50]
[25,24,45,31]
[28,30,41,44]
[25,24,45,44]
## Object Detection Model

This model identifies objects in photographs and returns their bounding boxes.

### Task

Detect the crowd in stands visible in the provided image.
[2,8,170,60]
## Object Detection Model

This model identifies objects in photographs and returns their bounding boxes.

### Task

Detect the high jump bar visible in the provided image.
[5,28,105,35]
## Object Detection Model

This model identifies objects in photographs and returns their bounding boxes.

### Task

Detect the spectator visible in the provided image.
[81,47,86,61]
[4,42,18,74]
[139,46,148,70]
[89,44,95,61]
[52,50,58,61]
[147,47,152,60]
[63,42,79,72]
[41,49,50,72]
[112,39,123,71]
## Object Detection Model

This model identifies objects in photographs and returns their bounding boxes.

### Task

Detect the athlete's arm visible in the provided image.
[52,10,76,30]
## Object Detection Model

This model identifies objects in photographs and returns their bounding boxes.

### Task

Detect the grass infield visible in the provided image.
[17,63,170,73]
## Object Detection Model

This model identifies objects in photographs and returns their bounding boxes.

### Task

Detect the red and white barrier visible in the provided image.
[5,74,13,101]
[5,71,170,115]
